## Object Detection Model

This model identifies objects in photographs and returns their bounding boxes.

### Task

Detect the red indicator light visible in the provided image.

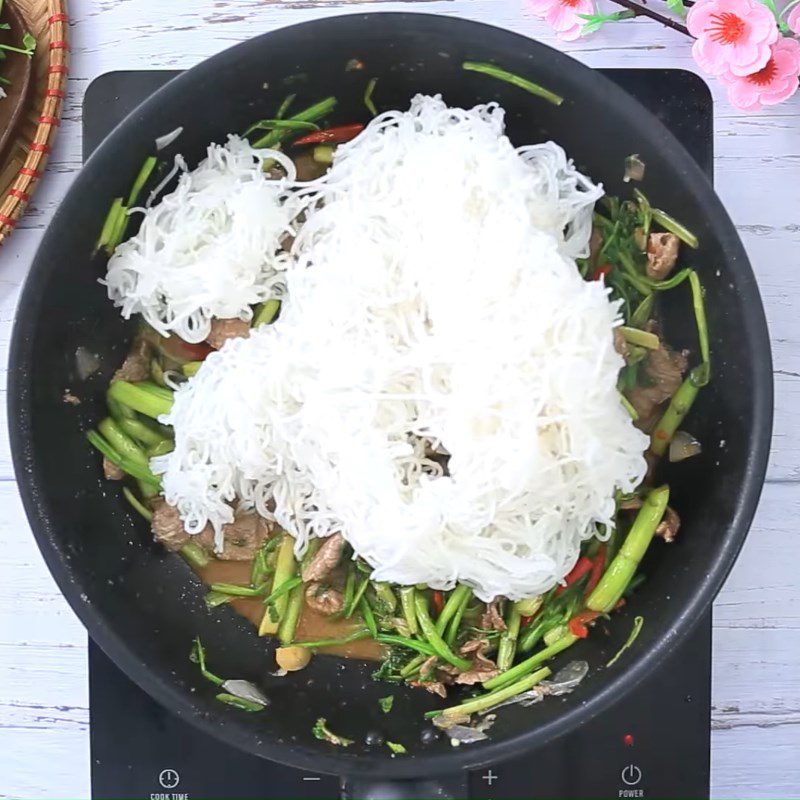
[623,734,635,747]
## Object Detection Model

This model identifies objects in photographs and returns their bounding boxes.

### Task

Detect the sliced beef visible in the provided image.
[589,226,603,265]
[305,583,344,615]
[627,345,689,431]
[613,328,631,360]
[112,337,151,383]
[655,506,681,543]
[152,499,270,560]
[646,232,680,280]
[197,513,271,561]
[455,639,500,685]
[206,318,251,350]
[409,679,448,698]
[410,656,451,698]
[480,599,506,632]
[302,533,344,582]
[151,499,191,552]
[102,457,124,481]
[619,495,643,511]
[419,655,439,680]
[646,346,688,397]
[293,152,327,182]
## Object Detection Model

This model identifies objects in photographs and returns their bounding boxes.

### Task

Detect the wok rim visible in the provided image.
[8,11,773,780]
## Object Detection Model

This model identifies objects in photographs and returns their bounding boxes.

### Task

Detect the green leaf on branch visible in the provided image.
[579,9,635,35]
[666,0,688,18]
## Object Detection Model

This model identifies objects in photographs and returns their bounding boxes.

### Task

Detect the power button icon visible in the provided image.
[621,765,642,786]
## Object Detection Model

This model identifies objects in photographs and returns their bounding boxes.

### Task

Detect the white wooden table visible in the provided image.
[1,1,798,797]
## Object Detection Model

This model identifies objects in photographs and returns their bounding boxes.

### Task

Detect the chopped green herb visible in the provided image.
[251,96,337,149]
[179,542,210,570]
[189,636,224,686]
[275,93,296,120]
[122,486,153,522]
[619,392,639,421]
[345,575,370,618]
[252,298,281,327]
[215,692,265,712]
[245,118,320,138]
[374,634,437,658]
[606,615,644,667]
[296,629,370,649]
[618,325,659,350]
[462,61,563,106]
[96,198,124,253]
[85,429,161,487]
[688,270,710,375]
[427,666,552,719]
[379,695,394,714]
[364,77,378,116]
[312,717,353,747]
[651,206,698,249]
[204,590,234,609]
[210,582,268,597]
[386,741,407,755]
[262,575,303,606]
[360,596,378,638]
[126,156,159,207]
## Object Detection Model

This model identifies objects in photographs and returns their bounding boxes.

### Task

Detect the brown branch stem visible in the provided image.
[606,0,693,36]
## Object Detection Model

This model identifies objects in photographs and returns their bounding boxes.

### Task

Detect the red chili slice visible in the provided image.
[293,124,364,146]
[584,545,607,597]
[569,610,602,639]
[592,263,612,281]
[161,336,214,362]
[555,556,593,596]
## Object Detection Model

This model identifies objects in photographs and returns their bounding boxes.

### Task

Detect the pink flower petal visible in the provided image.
[687,0,781,77]
[693,37,728,75]
[727,39,772,76]
[557,21,584,41]
[546,4,574,30]
[731,0,757,13]
[687,2,720,35]
[719,37,800,112]
[760,78,799,105]
[789,5,800,36]
[727,79,764,111]
[746,10,780,43]
[528,0,555,17]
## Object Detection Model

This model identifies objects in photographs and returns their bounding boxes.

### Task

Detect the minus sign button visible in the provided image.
[302,776,322,781]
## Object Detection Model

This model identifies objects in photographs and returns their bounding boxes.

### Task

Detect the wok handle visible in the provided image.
[340,774,467,799]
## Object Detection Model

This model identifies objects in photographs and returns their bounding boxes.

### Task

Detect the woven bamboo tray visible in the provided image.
[0,0,68,245]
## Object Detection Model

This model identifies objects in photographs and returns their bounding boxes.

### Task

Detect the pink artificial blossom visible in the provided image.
[687,0,779,77]
[718,36,800,111]
[528,0,594,41]
[788,4,800,35]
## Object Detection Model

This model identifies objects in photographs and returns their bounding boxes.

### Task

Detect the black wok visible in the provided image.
[9,13,772,797]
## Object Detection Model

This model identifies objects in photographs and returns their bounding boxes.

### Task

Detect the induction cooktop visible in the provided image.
[84,66,713,800]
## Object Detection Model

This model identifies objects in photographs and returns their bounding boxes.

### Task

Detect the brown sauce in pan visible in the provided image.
[196,560,384,661]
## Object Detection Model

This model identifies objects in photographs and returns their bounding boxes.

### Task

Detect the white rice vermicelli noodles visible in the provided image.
[104,136,301,343]
[151,95,648,601]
